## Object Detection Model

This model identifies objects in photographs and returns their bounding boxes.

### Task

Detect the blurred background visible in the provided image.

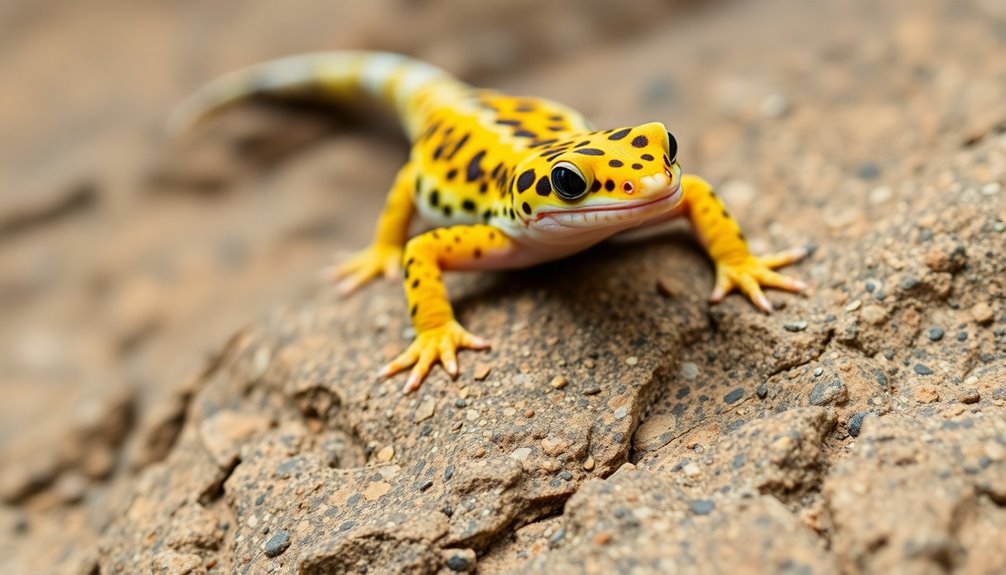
[1,0,1004,572]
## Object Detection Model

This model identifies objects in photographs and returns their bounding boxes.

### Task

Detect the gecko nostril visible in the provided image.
[623,182,634,194]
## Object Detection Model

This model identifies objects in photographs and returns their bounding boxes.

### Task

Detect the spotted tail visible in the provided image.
[168,51,467,139]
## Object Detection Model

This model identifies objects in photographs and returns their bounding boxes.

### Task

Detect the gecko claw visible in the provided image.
[382,320,490,393]
[328,243,403,295]
[710,246,809,313]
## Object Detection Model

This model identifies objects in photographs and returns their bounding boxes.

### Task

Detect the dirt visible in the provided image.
[2,0,1005,573]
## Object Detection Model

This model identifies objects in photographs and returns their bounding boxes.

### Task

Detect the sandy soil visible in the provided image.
[1,0,1004,573]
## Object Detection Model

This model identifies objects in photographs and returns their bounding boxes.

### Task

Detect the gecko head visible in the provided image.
[510,122,683,240]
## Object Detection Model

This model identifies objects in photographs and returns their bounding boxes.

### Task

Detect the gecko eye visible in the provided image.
[550,162,588,201]
[666,131,678,162]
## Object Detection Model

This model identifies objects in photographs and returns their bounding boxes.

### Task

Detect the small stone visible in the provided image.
[809,379,848,406]
[958,388,980,404]
[994,221,1005,233]
[761,93,790,118]
[927,327,944,341]
[473,364,492,381]
[783,321,808,332]
[856,162,881,180]
[914,384,939,404]
[868,185,893,205]
[899,276,920,291]
[613,406,629,420]
[680,362,700,380]
[724,388,744,404]
[845,299,862,312]
[625,356,639,366]
[860,304,887,325]
[689,499,715,515]
[813,367,824,377]
[376,445,395,462]
[913,364,934,376]
[593,532,612,545]
[446,554,471,572]
[510,447,532,461]
[414,398,436,423]
[657,276,685,298]
[465,409,479,421]
[957,331,968,342]
[847,412,868,438]
[524,409,535,418]
[980,181,1002,196]
[755,383,768,399]
[263,530,290,558]
[682,462,702,477]
[971,302,994,325]
[582,456,595,471]
[455,398,467,408]
[549,375,567,390]
[583,387,601,396]
[559,470,573,481]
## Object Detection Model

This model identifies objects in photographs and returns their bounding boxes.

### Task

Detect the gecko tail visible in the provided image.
[167,51,464,137]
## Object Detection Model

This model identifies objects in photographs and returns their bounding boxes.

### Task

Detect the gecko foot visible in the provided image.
[709,246,810,313]
[380,320,491,393]
[327,243,403,295]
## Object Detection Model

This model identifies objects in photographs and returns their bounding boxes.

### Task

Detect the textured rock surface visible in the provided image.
[3,0,1006,573]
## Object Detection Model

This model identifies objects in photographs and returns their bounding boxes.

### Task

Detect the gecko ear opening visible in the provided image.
[551,162,589,201]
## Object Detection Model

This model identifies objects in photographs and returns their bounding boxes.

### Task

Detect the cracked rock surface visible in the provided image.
[2,0,1006,573]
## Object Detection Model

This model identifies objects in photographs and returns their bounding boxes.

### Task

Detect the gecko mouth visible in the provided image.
[534,182,683,229]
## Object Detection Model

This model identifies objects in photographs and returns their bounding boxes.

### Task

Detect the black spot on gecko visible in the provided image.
[429,189,440,207]
[516,169,536,192]
[479,182,488,194]
[641,154,654,161]
[482,209,492,222]
[573,140,591,148]
[410,304,418,317]
[632,163,643,170]
[605,179,615,191]
[575,148,605,156]
[608,159,624,168]
[535,176,552,196]
[466,150,486,182]
[445,168,457,181]
[608,128,631,140]
[631,135,649,148]
[521,202,532,215]
[590,180,602,192]
[411,279,420,289]
[490,163,502,179]
[443,205,453,217]
[547,125,566,132]
[496,119,522,126]
[462,199,477,212]
[514,129,537,139]
[548,114,564,121]
[445,133,470,160]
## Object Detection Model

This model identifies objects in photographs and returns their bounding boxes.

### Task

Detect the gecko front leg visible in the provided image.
[677,174,808,311]
[380,224,516,392]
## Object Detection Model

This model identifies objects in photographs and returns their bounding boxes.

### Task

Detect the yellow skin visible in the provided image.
[174,52,808,392]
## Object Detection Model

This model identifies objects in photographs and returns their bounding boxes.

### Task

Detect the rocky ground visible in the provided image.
[2,0,1005,573]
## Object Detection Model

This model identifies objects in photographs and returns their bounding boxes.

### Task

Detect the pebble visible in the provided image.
[847,412,868,438]
[914,384,939,404]
[856,162,881,180]
[980,182,1002,196]
[783,321,808,332]
[582,456,595,471]
[613,406,629,420]
[583,387,601,396]
[446,554,470,572]
[263,530,291,558]
[813,367,824,377]
[868,185,893,205]
[994,221,1005,233]
[473,364,492,381]
[418,479,434,491]
[927,327,944,341]
[680,362,700,380]
[971,302,994,325]
[957,331,968,342]
[724,388,744,404]
[584,359,595,369]
[689,499,715,515]
[376,445,395,462]
[755,383,768,399]
[510,447,532,461]
[845,299,862,312]
[761,93,791,118]
[913,363,934,376]
[524,409,535,418]
[957,388,980,404]
[455,398,467,408]
[860,304,887,325]
[625,356,639,366]
[549,375,568,389]
[593,532,612,545]
[413,398,436,423]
